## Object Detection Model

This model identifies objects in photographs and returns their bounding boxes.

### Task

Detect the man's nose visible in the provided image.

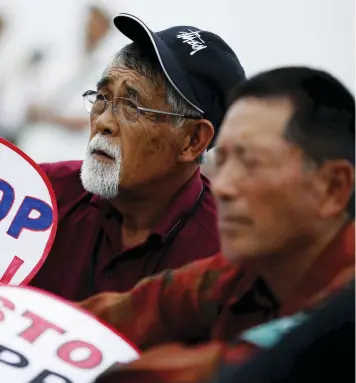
[92,106,119,137]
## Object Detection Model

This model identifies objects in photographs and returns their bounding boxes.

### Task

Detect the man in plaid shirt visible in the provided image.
[82,66,355,383]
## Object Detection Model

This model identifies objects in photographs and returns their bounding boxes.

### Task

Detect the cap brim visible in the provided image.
[113,13,203,114]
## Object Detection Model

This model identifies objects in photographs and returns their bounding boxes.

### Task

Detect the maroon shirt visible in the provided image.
[29,161,220,301]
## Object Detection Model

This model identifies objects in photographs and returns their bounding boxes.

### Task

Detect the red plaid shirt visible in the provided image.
[81,222,355,383]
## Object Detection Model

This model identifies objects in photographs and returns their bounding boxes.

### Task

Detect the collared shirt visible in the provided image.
[29,161,220,300]
[80,253,250,349]
[82,222,355,383]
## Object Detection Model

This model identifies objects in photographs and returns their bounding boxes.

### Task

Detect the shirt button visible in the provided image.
[105,269,115,279]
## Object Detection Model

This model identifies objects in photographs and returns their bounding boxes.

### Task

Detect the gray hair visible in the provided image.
[109,43,202,128]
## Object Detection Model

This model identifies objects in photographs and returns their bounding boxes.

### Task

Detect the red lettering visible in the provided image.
[19,311,65,343]
[57,340,102,369]
[0,296,15,321]
[0,256,24,284]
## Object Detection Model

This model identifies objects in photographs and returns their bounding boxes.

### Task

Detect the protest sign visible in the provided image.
[0,285,140,382]
[0,137,57,285]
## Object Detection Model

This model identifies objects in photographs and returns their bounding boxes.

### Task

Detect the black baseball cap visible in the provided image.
[113,13,246,149]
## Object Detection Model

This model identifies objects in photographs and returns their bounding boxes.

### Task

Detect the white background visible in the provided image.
[0,0,354,91]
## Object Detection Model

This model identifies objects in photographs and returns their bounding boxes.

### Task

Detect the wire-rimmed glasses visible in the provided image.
[82,90,202,123]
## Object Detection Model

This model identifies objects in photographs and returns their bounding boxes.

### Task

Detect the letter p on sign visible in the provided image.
[0,138,57,285]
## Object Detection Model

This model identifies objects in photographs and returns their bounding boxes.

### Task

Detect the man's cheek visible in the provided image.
[247,191,277,222]
[142,128,168,155]
[124,126,148,152]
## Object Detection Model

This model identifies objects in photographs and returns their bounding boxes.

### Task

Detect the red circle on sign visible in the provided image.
[0,137,58,285]
[57,340,103,369]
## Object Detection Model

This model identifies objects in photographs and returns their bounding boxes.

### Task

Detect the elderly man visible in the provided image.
[29,14,245,300]
[81,66,355,383]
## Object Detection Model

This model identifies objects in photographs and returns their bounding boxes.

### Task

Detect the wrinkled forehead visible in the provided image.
[99,65,154,89]
[97,66,166,103]
[103,52,165,87]
[217,96,295,149]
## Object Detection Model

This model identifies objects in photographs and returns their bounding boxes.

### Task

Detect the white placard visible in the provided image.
[0,285,140,382]
[0,137,57,285]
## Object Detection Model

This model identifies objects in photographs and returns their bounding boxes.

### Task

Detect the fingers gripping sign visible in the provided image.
[0,138,57,285]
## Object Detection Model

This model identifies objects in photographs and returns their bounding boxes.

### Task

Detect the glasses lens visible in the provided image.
[116,98,139,123]
[83,92,105,115]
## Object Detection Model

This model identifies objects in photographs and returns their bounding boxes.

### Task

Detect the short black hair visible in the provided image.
[229,66,355,216]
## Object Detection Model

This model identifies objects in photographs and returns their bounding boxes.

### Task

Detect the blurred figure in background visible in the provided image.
[0,15,4,34]
[17,1,122,162]
[0,12,8,139]
[0,1,54,144]
[0,47,46,143]
[0,10,22,142]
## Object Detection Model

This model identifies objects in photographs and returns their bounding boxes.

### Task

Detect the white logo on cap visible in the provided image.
[177,30,207,56]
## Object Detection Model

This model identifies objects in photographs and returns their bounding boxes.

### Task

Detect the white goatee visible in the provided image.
[80,134,122,199]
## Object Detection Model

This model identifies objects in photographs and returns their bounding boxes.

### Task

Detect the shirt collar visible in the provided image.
[152,169,204,238]
[89,169,204,238]
[228,221,355,317]
[281,220,355,315]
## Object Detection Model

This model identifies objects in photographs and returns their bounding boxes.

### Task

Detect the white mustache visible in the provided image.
[88,135,121,161]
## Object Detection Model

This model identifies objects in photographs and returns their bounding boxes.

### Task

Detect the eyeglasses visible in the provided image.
[82,90,202,124]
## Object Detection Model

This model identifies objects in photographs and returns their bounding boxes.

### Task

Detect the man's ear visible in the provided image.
[317,160,354,219]
[179,119,214,163]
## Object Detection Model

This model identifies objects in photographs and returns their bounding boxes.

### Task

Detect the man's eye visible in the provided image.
[126,89,138,100]
[243,158,261,169]
[96,93,106,101]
